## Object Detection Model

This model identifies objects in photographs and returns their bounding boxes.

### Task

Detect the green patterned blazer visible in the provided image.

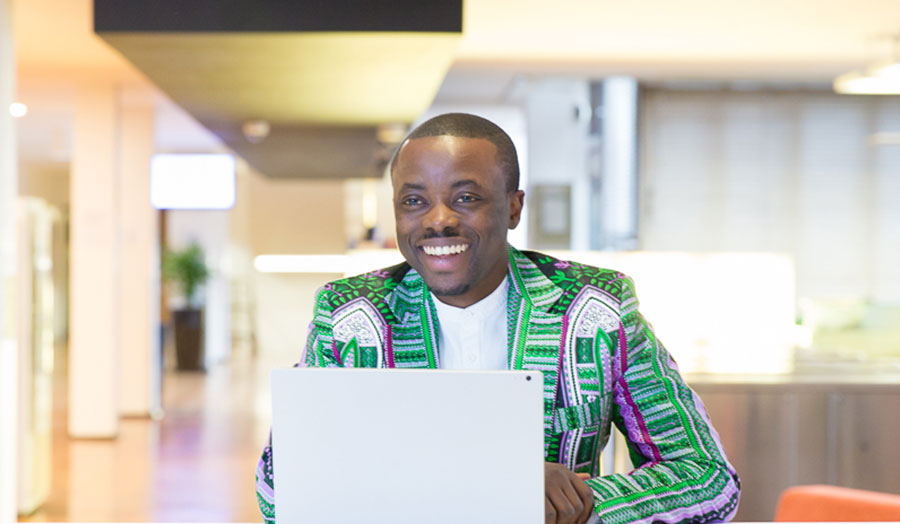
[257,246,741,524]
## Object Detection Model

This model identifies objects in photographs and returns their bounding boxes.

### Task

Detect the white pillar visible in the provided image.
[601,77,639,250]
[69,84,120,438]
[117,88,160,417]
[0,0,19,521]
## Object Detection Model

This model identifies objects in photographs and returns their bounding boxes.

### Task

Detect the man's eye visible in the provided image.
[403,197,422,206]
[457,194,478,203]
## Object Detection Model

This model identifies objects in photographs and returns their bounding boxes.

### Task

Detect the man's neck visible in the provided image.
[433,269,508,308]
[433,275,509,311]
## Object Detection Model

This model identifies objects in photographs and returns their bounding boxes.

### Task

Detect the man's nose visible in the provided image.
[423,202,460,232]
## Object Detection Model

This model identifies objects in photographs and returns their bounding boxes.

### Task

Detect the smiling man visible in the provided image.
[392,125,519,309]
[256,113,741,524]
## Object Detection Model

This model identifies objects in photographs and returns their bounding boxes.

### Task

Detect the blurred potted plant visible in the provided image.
[163,244,209,371]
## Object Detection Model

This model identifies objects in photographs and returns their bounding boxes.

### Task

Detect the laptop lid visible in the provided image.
[271,368,545,524]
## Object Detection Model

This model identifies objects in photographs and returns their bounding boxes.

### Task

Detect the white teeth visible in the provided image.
[423,244,469,256]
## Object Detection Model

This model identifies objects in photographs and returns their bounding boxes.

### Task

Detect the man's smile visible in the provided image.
[421,244,469,256]
[415,239,473,275]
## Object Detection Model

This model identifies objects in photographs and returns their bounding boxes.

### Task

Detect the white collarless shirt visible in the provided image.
[431,276,509,371]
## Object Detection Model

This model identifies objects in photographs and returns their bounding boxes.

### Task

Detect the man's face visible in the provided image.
[392,135,524,308]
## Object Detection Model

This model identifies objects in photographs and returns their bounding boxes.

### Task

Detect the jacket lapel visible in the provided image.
[384,268,439,369]
[506,247,567,458]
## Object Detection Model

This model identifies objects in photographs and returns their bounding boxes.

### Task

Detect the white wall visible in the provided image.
[229,162,347,362]
[640,89,900,304]
[0,0,19,520]
[252,272,339,362]
[525,78,591,250]
[871,104,900,303]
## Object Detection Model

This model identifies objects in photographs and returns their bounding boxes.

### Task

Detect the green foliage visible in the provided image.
[162,244,209,306]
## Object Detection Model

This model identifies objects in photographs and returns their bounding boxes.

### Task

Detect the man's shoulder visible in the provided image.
[519,249,633,299]
[313,261,412,311]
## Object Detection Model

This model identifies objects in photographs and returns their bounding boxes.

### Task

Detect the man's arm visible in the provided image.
[582,277,741,524]
[255,288,340,524]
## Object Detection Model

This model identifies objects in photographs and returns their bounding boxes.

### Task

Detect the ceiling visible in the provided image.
[90,1,462,177]
[455,0,900,81]
[16,0,900,81]
[13,0,900,175]
[98,33,461,126]
[97,31,460,178]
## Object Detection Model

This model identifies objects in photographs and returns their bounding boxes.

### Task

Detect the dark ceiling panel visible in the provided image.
[203,121,387,178]
[96,1,461,178]
[94,0,462,33]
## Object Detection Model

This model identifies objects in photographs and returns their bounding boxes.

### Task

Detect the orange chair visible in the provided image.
[775,485,900,522]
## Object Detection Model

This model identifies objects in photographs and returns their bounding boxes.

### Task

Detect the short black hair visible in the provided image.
[391,113,520,191]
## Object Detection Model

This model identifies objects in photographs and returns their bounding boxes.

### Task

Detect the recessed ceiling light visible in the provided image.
[242,120,270,144]
[376,122,408,144]
[9,102,27,118]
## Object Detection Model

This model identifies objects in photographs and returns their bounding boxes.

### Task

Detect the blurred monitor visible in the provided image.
[150,154,236,210]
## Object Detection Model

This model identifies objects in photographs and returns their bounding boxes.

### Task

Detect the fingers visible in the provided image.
[545,463,596,524]
[546,496,557,524]
[573,476,596,524]
[547,486,579,524]
[551,480,586,524]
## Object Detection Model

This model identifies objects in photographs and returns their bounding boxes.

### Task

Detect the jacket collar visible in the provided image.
[506,246,564,314]
[385,246,566,373]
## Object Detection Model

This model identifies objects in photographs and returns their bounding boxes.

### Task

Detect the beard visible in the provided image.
[427,282,471,297]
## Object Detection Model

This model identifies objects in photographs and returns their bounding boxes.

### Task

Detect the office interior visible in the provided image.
[1,1,900,522]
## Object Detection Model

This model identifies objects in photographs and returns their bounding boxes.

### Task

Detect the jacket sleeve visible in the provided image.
[255,287,340,524]
[584,277,741,524]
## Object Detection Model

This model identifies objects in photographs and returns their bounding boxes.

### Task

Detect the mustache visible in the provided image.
[422,227,462,239]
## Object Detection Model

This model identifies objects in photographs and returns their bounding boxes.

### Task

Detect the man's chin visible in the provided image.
[424,278,470,298]
[410,256,471,297]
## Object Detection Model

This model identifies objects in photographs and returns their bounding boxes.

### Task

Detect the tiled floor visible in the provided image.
[19,350,276,522]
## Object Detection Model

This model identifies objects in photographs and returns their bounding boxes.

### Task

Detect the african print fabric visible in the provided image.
[255,246,741,524]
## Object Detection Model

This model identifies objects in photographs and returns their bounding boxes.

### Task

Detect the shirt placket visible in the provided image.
[463,309,480,368]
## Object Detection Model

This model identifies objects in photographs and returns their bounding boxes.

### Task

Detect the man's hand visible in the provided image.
[545,462,595,524]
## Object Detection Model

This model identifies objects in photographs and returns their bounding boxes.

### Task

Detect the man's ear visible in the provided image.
[508,190,525,229]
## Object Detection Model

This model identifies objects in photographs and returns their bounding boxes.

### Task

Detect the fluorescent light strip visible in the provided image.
[254,255,349,274]
[834,62,900,95]
[834,73,900,95]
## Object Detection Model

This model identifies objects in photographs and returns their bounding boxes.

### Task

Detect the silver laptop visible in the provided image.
[271,368,545,524]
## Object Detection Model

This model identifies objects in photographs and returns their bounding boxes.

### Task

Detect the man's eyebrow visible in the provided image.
[451,179,481,189]
[399,180,483,191]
